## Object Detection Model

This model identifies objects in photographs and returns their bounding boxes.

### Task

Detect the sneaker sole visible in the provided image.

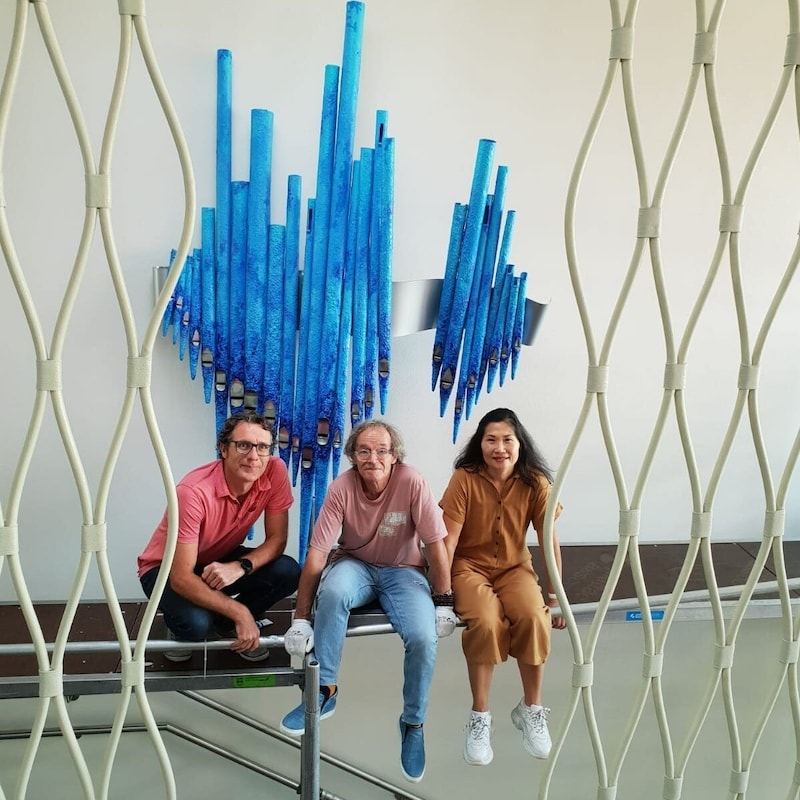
[511,707,551,759]
[163,651,192,663]
[463,744,493,766]
[279,701,336,737]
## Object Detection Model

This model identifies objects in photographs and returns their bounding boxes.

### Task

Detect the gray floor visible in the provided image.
[1,611,796,799]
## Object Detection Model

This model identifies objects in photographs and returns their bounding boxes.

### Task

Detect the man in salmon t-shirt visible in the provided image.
[279,419,457,785]
[138,412,300,662]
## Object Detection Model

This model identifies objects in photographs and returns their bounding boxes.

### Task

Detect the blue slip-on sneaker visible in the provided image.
[398,717,425,783]
[279,690,337,736]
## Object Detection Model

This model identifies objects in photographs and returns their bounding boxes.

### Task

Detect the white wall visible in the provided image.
[1,0,798,601]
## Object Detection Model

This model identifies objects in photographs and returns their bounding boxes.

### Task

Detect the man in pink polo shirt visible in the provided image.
[138,412,300,662]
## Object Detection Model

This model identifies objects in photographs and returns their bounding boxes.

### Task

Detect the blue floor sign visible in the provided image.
[626,609,665,621]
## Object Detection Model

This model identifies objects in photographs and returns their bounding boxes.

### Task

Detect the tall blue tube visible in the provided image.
[280,174,302,466]
[484,213,515,393]
[263,224,286,426]
[200,207,216,404]
[350,147,373,425]
[229,180,249,415]
[215,49,233,433]
[439,138,495,416]
[317,0,364,496]
[187,249,202,375]
[431,203,467,390]
[376,129,393,415]
[245,109,273,413]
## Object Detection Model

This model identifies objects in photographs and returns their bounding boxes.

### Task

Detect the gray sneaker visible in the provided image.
[511,700,551,759]
[238,645,271,663]
[164,628,191,663]
[464,711,493,766]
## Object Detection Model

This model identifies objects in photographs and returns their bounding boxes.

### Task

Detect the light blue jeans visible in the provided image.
[314,556,437,726]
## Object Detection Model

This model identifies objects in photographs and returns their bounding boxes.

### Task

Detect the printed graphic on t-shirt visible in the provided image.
[378,511,407,537]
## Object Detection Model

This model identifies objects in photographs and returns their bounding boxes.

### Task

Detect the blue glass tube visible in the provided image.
[468,166,507,409]
[486,264,513,392]
[186,249,202,375]
[279,174,302,466]
[178,251,195,359]
[245,109,273,413]
[200,207,215,403]
[228,180,249,415]
[292,199,315,485]
[350,147,373,425]
[511,271,527,379]
[215,49,233,433]
[263,224,286,427]
[499,275,520,387]
[318,0,364,475]
[452,199,491,441]
[365,143,381,421]
[332,159,360,478]
[170,251,187,346]
[376,131,393,415]
[439,138,495,416]
[431,203,467,390]
[479,208,515,397]
[300,64,339,483]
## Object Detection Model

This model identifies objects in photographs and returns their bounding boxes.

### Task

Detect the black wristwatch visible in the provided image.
[237,558,254,576]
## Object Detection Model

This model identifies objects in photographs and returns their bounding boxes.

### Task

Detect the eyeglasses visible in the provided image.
[354,448,393,461]
[230,440,273,457]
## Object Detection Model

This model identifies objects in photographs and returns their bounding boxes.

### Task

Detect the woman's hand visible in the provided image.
[548,595,566,630]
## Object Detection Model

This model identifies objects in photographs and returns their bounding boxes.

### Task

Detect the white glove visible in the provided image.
[435,606,458,638]
[284,619,314,657]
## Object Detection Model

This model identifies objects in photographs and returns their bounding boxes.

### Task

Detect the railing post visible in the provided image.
[299,654,321,800]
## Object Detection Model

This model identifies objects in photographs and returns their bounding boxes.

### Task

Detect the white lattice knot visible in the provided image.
[85,173,111,209]
[121,658,145,688]
[637,206,661,239]
[586,364,609,393]
[693,31,717,65]
[690,510,711,539]
[0,524,19,556]
[662,775,683,799]
[719,203,743,232]
[785,32,800,66]
[763,508,785,539]
[36,358,62,392]
[572,661,594,687]
[642,652,663,678]
[118,0,146,17]
[663,362,687,391]
[609,26,633,61]
[618,508,640,538]
[596,786,617,800]
[737,363,759,391]
[39,667,63,699]
[128,355,152,388]
[714,643,735,670]
[81,523,106,553]
[780,639,799,665]
[729,769,749,794]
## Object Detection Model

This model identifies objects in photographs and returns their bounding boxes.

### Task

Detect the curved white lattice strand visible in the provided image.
[543,0,800,798]
[0,0,196,797]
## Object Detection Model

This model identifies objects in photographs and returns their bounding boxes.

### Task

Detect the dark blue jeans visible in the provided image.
[140,547,300,641]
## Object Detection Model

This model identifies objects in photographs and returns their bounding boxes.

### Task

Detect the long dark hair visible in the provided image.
[454,408,553,486]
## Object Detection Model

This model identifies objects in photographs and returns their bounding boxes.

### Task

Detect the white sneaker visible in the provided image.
[464,711,493,766]
[511,700,551,759]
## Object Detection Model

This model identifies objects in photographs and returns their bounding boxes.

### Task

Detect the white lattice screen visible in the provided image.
[2,2,800,800]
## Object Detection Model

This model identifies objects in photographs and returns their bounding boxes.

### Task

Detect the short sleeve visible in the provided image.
[262,457,294,514]
[439,469,469,525]
[530,473,563,533]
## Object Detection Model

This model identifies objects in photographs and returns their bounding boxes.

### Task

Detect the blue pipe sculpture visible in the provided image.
[229,180,249,414]
[200,207,215,403]
[263,223,285,425]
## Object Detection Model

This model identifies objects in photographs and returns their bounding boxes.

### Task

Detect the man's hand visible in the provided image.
[435,606,458,638]
[200,560,245,591]
[231,615,261,653]
[284,619,314,657]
